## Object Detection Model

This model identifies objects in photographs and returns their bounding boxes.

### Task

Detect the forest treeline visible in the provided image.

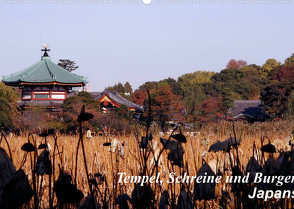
[1,53,294,132]
[110,53,294,124]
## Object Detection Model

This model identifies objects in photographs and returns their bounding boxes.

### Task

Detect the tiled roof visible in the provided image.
[2,56,87,85]
[91,89,144,112]
[90,92,102,100]
[228,100,269,120]
[18,100,63,108]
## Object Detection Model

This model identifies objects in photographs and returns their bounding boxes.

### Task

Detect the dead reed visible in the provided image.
[0,120,293,208]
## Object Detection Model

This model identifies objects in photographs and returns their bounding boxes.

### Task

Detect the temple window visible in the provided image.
[33,91,50,99]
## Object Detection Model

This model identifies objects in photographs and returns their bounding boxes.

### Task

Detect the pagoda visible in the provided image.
[2,46,88,110]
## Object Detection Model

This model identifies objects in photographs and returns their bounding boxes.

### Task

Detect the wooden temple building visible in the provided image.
[2,46,144,116]
[2,46,88,111]
[91,89,144,113]
[228,100,270,122]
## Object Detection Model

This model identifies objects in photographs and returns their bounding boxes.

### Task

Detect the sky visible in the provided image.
[1,2,294,91]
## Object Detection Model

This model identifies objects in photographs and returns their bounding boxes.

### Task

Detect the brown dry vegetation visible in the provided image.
[1,120,294,208]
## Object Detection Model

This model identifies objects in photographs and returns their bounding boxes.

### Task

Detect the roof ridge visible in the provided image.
[48,59,87,82]
[100,89,143,110]
[2,57,88,85]
[44,59,56,79]
[235,100,261,102]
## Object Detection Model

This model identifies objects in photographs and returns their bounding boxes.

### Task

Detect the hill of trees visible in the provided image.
[127,53,294,124]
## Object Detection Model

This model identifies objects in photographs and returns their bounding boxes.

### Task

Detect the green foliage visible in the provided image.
[149,86,185,125]
[241,65,261,81]
[47,121,67,131]
[138,81,158,91]
[190,71,215,84]
[241,65,269,90]
[63,91,99,113]
[62,96,81,113]
[261,82,294,119]
[0,82,20,129]
[77,91,94,100]
[62,91,100,131]
[0,111,11,129]
[113,104,134,121]
[261,59,280,77]
[177,71,215,120]
[284,53,294,66]
[107,82,133,98]
[182,85,206,122]
[159,77,182,95]
[234,81,251,99]
[124,82,132,93]
[139,78,182,96]
[221,88,241,113]
[57,59,79,72]
[211,68,243,83]
[178,71,214,94]
[248,86,261,100]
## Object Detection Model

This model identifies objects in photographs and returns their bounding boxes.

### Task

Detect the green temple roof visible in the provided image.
[2,50,88,86]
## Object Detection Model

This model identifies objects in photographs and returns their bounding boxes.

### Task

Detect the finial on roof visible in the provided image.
[41,43,50,57]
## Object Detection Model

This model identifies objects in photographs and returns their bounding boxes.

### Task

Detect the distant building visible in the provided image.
[2,46,87,111]
[91,89,144,113]
[228,100,270,122]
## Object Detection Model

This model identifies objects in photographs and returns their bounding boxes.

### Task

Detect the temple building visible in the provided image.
[2,46,88,111]
[228,100,270,122]
[91,89,144,113]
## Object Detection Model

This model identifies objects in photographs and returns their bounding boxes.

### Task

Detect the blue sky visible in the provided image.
[1,2,294,91]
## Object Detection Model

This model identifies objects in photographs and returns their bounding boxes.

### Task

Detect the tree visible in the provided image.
[138,78,182,96]
[261,59,280,77]
[209,68,257,101]
[159,77,182,95]
[22,106,57,132]
[241,65,268,86]
[177,71,215,121]
[150,85,185,125]
[124,82,132,93]
[58,59,79,72]
[62,91,100,132]
[272,64,294,82]
[180,84,206,122]
[0,82,20,130]
[261,82,294,119]
[221,88,241,113]
[226,59,247,69]
[131,89,148,106]
[108,82,124,93]
[178,71,214,94]
[284,53,294,66]
[63,91,99,112]
[91,111,127,139]
[108,82,133,98]
[248,86,261,100]
[198,97,223,123]
[211,68,244,83]
[114,104,134,121]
